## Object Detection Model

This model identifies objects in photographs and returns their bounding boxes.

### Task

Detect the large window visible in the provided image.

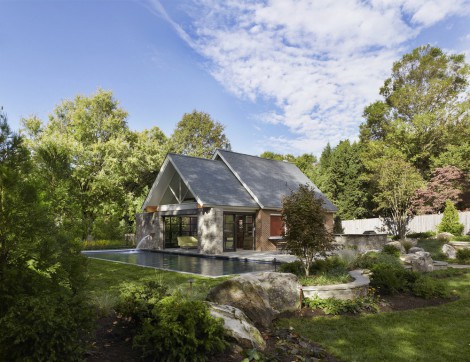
[270,215,283,237]
[164,216,198,248]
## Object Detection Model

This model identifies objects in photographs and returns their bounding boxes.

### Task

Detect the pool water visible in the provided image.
[82,249,278,276]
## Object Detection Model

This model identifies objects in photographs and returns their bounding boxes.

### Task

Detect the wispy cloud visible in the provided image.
[149,0,470,154]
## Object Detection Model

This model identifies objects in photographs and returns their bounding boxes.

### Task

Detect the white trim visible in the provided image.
[158,203,198,212]
[214,150,264,209]
[169,157,204,206]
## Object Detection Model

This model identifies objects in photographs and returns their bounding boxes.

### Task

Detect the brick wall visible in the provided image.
[255,210,278,251]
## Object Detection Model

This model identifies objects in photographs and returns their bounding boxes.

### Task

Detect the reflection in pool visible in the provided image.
[82,249,278,277]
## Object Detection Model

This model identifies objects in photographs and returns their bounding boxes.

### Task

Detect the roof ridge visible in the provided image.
[168,153,219,162]
[216,149,295,164]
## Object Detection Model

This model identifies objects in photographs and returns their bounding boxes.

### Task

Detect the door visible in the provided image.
[236,216,245,249]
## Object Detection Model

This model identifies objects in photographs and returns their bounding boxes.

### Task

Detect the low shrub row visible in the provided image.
[304,291,380,315]
[82,239,132,250]
[456,249,470,264]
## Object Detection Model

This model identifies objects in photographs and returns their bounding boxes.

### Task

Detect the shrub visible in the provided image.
[299,272,352,286]
[0,293,93,362]
[82,239,128,250]
[451,235,470,242]
[401,240,413,253]
[304,292,380,315]
[456,249,470,264]
[353,251,401,270]
[412,276,450,299]
[382,244,401,257]
[279,260,305,276]
[407,231,436,239]
[116,279,169,325]
[370,263,417,295]
[437,200,464,236]
[134,294,227,361]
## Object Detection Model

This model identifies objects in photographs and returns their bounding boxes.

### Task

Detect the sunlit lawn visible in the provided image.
[277,269,470,362]
[85,258,229,299]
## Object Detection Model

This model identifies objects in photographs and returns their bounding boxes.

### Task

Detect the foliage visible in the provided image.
[456,249,470,264]
[368,154,423,239]
[333,215,344,234]
[406,231,436,239]
[303,292,380,315]
[417,238,447,260]
[382,244,401,257]
[312,140,373,220]
[279,260,305,276]
[116,279,169,325]
[413,166,469,214]
[82,239,131,250]
[359,45,470,176]
[411,276,450,299]
[21,90,168,240]
[451,235,470,242]
[0,111,93,361]
[437,200,464,236]
[282,184,335,276]
[131,293,227,361]
[169,110,230,159]
[401,240,413,253]
[369,262,417,295]
[299,272,352,286]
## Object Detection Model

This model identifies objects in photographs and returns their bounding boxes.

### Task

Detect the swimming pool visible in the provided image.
[82,249,278,277]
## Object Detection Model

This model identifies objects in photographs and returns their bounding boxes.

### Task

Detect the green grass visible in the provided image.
[85,258,229,301]
[277,269,470,362]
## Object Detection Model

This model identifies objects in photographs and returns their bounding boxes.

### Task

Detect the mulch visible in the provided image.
[84,294,458,362]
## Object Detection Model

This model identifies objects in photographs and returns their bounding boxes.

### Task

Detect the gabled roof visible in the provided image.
[214,149,338,212]
[143,153,258,209]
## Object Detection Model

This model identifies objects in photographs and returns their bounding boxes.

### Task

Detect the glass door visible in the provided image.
[223,214,235,251]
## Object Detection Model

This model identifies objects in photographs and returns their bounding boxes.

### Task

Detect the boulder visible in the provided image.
[437,232,454,242]
[408,247,425,254]
[403,251,434,272]
[442,243,457,259]
[206,272,301,328]
[385,241,406,254]
[208,303,266,351]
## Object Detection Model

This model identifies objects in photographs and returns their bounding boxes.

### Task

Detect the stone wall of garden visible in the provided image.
[334,234,387,252]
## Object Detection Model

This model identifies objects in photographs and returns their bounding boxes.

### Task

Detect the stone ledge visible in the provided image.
[449,241,470,250]
[301,269,370,300]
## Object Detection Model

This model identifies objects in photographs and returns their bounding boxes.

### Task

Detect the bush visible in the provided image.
[407,231,436,239]
[456,249,470,264]
[279,260,305,276]
[452,235,470,242]
[304,292,380,315]
[353,251,401,270]
[82,239,128,250]
[382,244,401,257]
[0,293,93,362]
[412,276,450,299]
[437,200,464,236]
[116,280,169,325]
[370,263,417,295]
[401,240,413,253]
[134,294,227,361]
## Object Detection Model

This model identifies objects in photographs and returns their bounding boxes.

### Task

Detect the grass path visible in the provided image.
[277,270,470,362]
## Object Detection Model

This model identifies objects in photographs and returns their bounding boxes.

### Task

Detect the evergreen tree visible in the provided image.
[438,200,464,236]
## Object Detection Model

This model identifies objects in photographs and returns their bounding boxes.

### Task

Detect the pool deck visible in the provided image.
[149,248,299,264]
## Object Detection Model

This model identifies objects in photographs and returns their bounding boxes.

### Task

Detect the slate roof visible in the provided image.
[215,149,338,212]
[168,154,258,208]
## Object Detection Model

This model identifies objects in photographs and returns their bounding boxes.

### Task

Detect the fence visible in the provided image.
[342,211,470,235]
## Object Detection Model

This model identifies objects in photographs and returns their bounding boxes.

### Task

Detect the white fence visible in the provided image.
[342,211,470,235]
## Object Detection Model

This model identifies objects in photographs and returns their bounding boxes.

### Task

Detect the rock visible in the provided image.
[208,303,266,351]
[437,232,454,241]
[408,247,425,254]
[403,251,434,272]
[206,272,301,328]
[442,243,457,259]
[385,241,406,254]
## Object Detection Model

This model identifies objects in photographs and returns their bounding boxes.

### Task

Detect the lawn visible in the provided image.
[277,269,470,362]
[85,258,229,300]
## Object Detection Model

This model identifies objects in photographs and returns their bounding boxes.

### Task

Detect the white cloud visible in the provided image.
[150,0,470,155]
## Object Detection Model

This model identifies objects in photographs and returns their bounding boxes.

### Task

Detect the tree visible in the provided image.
[371,156,423,239]
[438,200,464,236]
[0,111,92,360]
[169,110,230,159]
[21,90,168,239]
[281,184,334,276]
[412,166,468,214]
[359,45,470,175]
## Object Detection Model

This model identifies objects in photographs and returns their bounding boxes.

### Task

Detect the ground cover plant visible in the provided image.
[82,239,133,250]
[277,269,470,362]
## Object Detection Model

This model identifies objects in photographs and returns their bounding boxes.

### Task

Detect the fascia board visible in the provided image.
[215,151,264,209]
[142,156,171,210]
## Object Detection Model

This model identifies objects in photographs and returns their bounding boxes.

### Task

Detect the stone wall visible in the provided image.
[301,270,369,300]
[198,207,224,254]
[334,233,387,253]
[135,212,163,250]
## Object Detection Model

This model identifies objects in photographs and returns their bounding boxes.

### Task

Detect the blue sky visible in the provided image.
[1,0,469,156]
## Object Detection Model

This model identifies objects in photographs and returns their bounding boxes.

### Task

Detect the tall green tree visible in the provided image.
[169,110,230,159]
[0,111,92,360]
[360,45,470,176]
[22,90,168,239]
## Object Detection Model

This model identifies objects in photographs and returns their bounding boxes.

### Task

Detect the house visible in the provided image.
[136,149,337,254]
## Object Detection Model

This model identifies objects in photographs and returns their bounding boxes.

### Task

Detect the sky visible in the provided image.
[1,0,469,157]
